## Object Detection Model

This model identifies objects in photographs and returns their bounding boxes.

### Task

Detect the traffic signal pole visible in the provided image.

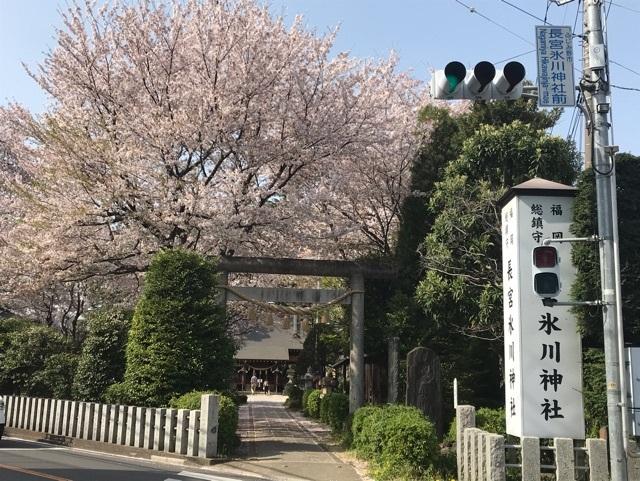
[584,1,628,479]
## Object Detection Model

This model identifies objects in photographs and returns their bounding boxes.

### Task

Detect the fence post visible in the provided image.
[135,407,147,448]
[92,403,103,441]
[164,408,177,453]
[41,399,52,433]
[126,406,137,446]
[486,433,505,481]
[521,437,540,481]
[554,438,574,480]
[188,410,200,456]
[176,409,189,455]
[100,403,110,442]
[145,408,156,449]
[55,399,65,435]
[34,398,43,431]
[477,431,485,481]
[117,405,127,445]
[199,394,219,458]
[457,405,476,481]
[109,405,119,443]
[70,401,80,437]
[83,403,95,440]
[587,438,609,481]
[154,408,166,451]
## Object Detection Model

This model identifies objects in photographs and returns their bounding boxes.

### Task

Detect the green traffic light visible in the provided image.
[446,74,461,93]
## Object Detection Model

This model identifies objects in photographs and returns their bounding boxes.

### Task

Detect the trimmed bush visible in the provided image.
[302,388,314,416]
[352,404,438,480]
[169,390,239,455]
[306,389,322,418]
[119,249,235,406]
[325,392,349,432]
[320,394,330,423]
[284,383,303,409]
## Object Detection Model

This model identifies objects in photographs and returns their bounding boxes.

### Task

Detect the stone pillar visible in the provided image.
[5,396,13,428]
[22,397,31,429]
[188,410,200,456]
[77,402,87,438]
[42,399,53,433]
[154,408,166,451]
[349,271,365,413]
[117,405,128,445]
[457,405,476,481]
[100,404,111,442]
[387,336,399,403]
[486,434,505,481]
[405,346,443,435]
[199,394,219,458]
[92,403,103,441]
[30,398,39,431]
[476,431,485,481]
[175,409,189,455]
[144,408,156,449]
[62,400,72,436]
[83,403,95,440]
[69,401,79,437]
[628,439,640,481]
[126,406,137,446]
[49,399,60,434]
[520,437,540,481]
[34,398,43,431]
[109,405,119,443]
[55,400,65,435]
[135,407,146,448]
[164,408,177,453]
[587,438,609,481]
[554,438,574,480]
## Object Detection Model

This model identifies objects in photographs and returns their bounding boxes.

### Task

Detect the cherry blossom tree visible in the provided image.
[0,0,437,315]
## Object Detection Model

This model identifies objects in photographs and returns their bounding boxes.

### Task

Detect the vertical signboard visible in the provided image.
[536,25,576,107]
[501,179,585,439]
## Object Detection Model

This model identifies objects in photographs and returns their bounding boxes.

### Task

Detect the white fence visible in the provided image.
[456,405,610,481]
[1,394,219,458]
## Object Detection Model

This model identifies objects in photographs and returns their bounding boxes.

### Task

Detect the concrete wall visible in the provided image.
[0,394,218,459]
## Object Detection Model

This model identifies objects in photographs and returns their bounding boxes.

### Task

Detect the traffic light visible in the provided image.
[532,246,560,297]
[431,61,526,100]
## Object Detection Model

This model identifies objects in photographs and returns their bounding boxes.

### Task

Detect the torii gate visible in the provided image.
[216,256,397,413]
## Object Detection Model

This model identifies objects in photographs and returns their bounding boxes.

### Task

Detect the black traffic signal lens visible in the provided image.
[503,61,526,92]
[533,246,557,268]
[534,273,559,295]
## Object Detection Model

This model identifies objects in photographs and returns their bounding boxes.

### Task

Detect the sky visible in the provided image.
[1,0,639,156]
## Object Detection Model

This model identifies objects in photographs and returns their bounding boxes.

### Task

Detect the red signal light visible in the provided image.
[533,246,557,268]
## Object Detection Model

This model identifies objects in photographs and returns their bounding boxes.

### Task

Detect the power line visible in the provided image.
[572,0,582,36]
[493,49,536,66]
[609,1,640,15]
[611,84,640,92]
[498,0,550,25]
[452,0,534,46]
[610,60,640,78]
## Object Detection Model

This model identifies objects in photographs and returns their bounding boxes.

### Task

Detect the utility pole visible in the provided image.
[583,1,627,479]
[582,0,593,169]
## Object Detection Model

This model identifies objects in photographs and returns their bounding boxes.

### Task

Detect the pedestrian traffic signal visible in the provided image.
[430,61,526,100]
[532,246,560,296]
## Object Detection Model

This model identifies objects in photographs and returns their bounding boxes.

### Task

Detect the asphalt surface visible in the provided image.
[0,396,363,481]
[225,395,361,481]
[0,437,265,481]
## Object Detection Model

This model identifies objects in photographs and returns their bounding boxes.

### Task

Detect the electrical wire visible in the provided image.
[609,1,640,15]
[544,0,552,24]
[572,0,582,37]
[498,0,550,25]
[610,60,640,78]
[611,84,640,92]
[452,0,534,45]
[492,49,536,66]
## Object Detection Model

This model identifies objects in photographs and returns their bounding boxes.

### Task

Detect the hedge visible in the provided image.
[352,404,438,480]
[306,389,322,418]
[284,383,303,409]
[323,393,349,432]
[169,390,239,455]
[302,389,314,416]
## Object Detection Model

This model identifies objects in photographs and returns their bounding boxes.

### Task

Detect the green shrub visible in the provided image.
[352,404,438,480]
[445,406,506,446]
[72,308,131,402]
[320,394,330,423]
[170,390,239,455]
[284,384,303,409]
[119,249,235,406]
[306,389,322,418]
[325,392,349,432]
[302,388,314,416]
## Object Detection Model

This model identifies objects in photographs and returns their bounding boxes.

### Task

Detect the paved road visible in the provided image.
[0,437,265,481]
[226,395,361,481]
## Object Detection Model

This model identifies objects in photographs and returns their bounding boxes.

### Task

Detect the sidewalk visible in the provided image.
[222,394,363,481]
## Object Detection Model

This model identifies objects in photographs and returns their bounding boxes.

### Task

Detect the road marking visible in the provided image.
[177,470,244,481]
[0,447,66,451]
[0,463,72,481]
